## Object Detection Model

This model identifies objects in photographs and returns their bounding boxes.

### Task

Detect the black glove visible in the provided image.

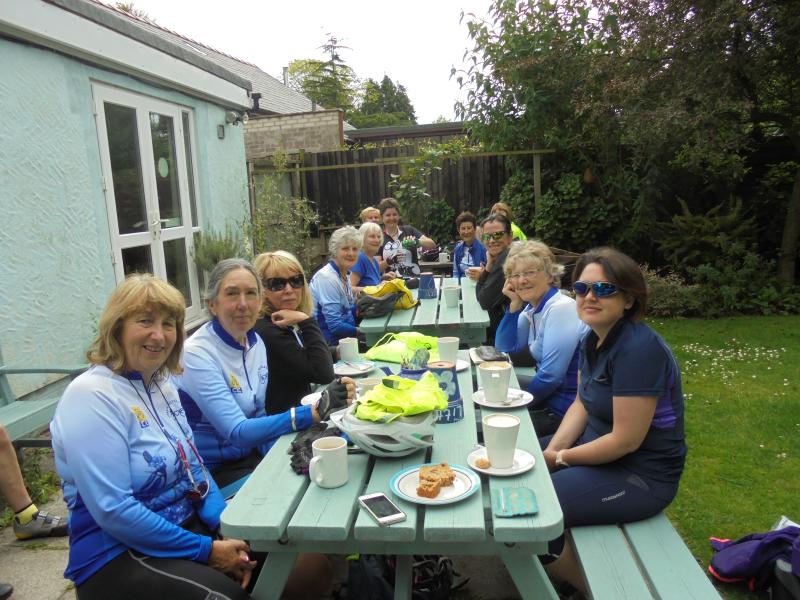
[315,378,348,421]
[288,423,343,475]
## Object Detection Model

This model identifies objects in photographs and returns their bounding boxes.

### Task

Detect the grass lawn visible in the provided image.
[649,315,800,599]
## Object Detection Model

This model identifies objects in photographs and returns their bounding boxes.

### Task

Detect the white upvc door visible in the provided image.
[92,83,203,324]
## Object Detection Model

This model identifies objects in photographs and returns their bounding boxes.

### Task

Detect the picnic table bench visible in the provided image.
[359,277,489,347]
[0,349,86,449]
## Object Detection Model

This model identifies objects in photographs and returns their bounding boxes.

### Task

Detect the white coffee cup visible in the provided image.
[338,337,359,362]
[356,377,382,396]
[308,436,348,488]
[478,361,512,404]
[482,413,520,469]
[437,336,459,364]
[438,252,450,263]
[442,285,460,308]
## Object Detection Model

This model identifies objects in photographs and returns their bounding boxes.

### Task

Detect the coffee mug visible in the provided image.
[338,337,359,362]
[478,361,512,404]
[437,336,459,364]
[442,285,460,308]
[482,413,520,469]
[356,377,382,396]
[438,252,450,263]
[309,436,348,488]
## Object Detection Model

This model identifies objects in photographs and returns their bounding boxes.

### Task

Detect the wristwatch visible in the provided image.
[555,449,570,468]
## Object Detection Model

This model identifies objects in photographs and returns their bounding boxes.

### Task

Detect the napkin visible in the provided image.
[492,487,538,518]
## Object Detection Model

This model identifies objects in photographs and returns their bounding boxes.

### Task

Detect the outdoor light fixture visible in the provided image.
[224,110,249,126]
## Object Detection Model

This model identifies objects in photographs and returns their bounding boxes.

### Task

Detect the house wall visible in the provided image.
[0,38,248,395]
[244,110,343,159]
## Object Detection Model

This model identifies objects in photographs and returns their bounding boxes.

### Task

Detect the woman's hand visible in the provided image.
[543,449,558,472]
[209,539,256,588]
[382,271,397,281]
[502,279,524,311]
[466,265,484,281]
[271,310,308,328]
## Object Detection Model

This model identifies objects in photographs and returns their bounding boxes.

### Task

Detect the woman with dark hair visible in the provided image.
[474,213,514,344]
[377,197,436,277]
[490,201,527,241]
[51,274,255,599]
[539,247,686,595]
[452,211,487,279]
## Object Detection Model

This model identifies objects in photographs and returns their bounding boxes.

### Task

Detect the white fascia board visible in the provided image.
[0,0,250,110]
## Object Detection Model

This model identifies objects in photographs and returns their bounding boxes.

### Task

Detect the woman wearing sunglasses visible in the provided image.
[495,241,587,437]
[51,275,255,599]
[254,251,340,414]
[475,213,514,344]
[539,248,686,595]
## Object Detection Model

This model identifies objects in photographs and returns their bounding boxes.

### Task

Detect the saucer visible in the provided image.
[333,360,375,377]
[467,448,535,476]
[472,388,533,409]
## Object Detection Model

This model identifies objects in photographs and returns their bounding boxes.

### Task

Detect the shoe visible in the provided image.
[0,581,12,600]
[13,510,68,540]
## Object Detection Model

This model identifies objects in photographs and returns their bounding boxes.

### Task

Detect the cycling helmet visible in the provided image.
[332,404,435,457]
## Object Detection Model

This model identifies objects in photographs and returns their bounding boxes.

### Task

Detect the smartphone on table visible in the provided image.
[358,492,406,526]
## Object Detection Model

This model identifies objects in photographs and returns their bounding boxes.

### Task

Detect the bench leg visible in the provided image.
[250,552,297,600]
[393,555,413,600]
[502,554,559,600]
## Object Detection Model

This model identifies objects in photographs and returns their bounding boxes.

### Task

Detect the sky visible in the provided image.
[125,0,496,123]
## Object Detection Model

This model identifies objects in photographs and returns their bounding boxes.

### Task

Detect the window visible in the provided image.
[93,84,203,324]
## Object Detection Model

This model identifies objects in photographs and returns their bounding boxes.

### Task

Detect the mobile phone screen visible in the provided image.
[362,494,403,518]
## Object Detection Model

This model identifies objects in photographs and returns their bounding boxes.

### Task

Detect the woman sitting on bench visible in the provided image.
[540,248,687,595]
[51,275,255,599]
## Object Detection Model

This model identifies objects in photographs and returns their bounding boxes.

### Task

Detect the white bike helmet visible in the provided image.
[332,404,435,457]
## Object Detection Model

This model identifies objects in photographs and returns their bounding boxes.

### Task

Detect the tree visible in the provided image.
[457,0,800,283]
[286,36,358,113]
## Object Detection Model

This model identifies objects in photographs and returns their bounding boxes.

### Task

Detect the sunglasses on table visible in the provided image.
[176,439,210,502]
[481,231,510,241]
[263,274,305,292]
[572,281,619,298]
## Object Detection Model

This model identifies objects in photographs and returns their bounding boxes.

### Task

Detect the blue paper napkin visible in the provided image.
[492,487,538,517]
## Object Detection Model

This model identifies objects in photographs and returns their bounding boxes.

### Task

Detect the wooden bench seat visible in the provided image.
[571,512,721,599]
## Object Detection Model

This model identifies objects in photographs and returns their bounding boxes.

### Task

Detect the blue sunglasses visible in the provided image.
[572,280,618,298]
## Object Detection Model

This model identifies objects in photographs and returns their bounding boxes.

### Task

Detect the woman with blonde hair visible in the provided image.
[51,274,256,599]
[350,222,396,295]
[495,240,586,436]
[359,206,381,224]
[254,251,337,414]
[491,201,527,241]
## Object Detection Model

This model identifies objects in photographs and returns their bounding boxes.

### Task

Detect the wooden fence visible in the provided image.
[248,146,553,226]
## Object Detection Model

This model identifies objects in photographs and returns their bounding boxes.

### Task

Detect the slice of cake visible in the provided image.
[416,479,442,498]
[419,463,456,486]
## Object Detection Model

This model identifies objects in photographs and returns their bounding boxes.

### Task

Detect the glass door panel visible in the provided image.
[104,103,147,234]
[122,245,154,276]
[149,112,183,230]
[163,238,191,306]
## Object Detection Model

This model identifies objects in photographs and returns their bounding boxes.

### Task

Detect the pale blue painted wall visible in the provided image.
[0,38,249,395]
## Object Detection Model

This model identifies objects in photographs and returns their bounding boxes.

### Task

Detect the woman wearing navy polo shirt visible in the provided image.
[540,247,686,594]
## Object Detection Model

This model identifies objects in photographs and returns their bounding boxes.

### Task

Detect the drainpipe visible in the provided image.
[282,66,288,85]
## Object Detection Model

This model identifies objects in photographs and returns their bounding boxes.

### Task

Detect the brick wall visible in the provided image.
[244,109,343,159]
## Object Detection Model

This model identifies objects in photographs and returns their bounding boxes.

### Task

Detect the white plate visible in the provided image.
[468,348,510,364]
[455,359,469,372]
[467,448,535,476]
[390,464,480,506]
[333,360,375,377]
[472,388,533,409]
[300,391,322,406]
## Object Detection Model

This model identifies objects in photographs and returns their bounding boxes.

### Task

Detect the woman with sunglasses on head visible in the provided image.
[254,251,342,414]
[495,241,587,437]
[474,213,514,344]
[51,274,255,599]
[538,248,686,595]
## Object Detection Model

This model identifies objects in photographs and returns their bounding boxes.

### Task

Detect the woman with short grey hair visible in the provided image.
[350,222,396,294]
[311,226,362,345]
[204,258,261,315]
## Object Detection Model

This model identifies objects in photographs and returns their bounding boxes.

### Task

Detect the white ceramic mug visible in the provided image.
[437,336,459,364]
[438,252,450,263]
[478,361,512,404]
[356,377,382,396]
[482,413,520,469]
[338,337,359,362]
[442,285,460,308]
[308,436,348,488]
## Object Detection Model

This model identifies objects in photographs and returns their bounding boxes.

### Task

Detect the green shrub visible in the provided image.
[192,227,249,273]
[426,198,456,247]
[499,168,535,234]
[642,266,703,318]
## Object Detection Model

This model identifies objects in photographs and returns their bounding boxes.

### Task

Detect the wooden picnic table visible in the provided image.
[220,351,564,600]
[358,277,489,347]
[418,261,453,275]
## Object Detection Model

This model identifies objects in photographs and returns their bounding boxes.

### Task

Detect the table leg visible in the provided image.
[393,555,413,600]
[502,554,559,600]
[250,552,298,600]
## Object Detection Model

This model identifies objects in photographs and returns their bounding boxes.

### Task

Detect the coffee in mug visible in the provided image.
[338,337,359,362]
[309,436,348,488]
[482,413,520,469]
[437,336,459,364]
[478,361,512,404]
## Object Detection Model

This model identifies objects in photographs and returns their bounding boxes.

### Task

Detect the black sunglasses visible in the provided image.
[264,274,305,292]
[573,280,619,298]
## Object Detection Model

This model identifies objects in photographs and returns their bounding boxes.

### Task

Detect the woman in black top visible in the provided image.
[253,251,337,414]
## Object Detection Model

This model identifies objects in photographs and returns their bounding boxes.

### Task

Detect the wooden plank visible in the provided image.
[0,396,61,440]
[571,525,653,599]
[624,515,721,600]
[436,277,461,326]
